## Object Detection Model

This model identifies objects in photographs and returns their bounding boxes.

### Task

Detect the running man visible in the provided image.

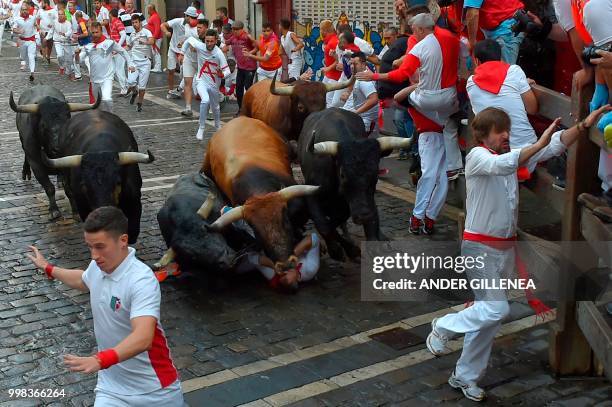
[125,13,153,112]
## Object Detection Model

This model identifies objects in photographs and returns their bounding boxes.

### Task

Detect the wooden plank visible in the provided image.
[576,301,612,382]
[551,77,597,376]
[580,207,612,266]
[532,167,565,215]
[533,85,574,128]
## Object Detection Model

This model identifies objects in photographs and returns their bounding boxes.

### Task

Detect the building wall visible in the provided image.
[293,1,397,80]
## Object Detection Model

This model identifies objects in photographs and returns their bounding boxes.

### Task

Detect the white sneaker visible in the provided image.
[448,371,486,402]
[426,317,451,356]
[181,109,193,117]
[196,127,205,140]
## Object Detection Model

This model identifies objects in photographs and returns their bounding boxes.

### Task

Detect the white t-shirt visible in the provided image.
[467,64,536,149]
[182,37,230,87]
[127,27,152,61]
[82,247,178,395]
[345,71,379,123]
[82,39,132,82]
[166,17,185,54]
[409,33,443,91]
[552,0,574,32]
[583,0,612,46]
[281,31,302,61]
[95,6,110,36]
[37,7,57,33]
[47,19,72,42]
[8,0,22,23]
[13,15,37,38]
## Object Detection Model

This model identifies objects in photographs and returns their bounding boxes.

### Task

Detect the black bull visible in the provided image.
[298,108,412,261]
[9,86,100,220]
[156,172,256,275]
[42,111,154,244]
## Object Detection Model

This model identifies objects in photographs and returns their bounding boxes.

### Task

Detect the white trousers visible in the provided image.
[287,57,303,80]
[0,21,5,55]
[152,38,162,71]
[19,41,36,73]
[92,79,114,112]
[410,87,462,172]
[443,117,463,172]
[436,240,512,385]
[54,42,74,74]
[598,148,612,192]
[329,73,348,108]
[127,59,151,90]
[413,131,448,220]
[195,79,221,130]
[113,53,127,93]
[322,76,337,107]
[256,66,282,82]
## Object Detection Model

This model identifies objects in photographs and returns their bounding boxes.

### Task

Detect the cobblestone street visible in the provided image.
[0,41,610,407]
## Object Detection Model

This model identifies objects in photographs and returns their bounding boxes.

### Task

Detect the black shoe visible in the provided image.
[137,103,142,112]
[29,74,34,82]
[129,91,137,105]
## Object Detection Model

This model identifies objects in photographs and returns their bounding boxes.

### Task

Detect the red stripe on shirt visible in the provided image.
[147,325,178,388]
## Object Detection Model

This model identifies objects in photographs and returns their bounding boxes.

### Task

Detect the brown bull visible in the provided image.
[202,117,318,262]
[240,73,355,140]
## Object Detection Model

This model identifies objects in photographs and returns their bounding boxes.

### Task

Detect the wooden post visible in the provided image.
[549,76,599,376]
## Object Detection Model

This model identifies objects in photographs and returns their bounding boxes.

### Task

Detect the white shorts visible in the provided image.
[94,380,184,407]
[257,66,282,81]
[287,57,304,80]
[167,50,179,70]
[127,59,151,90]
[182,53,197,78]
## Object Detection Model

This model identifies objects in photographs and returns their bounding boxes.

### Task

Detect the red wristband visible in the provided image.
[372,73,380,81]
[44,263,55,280]
[96,349,119,369]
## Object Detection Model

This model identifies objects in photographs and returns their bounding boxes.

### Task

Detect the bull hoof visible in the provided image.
[22,170,31,181]
[49,209,61,221]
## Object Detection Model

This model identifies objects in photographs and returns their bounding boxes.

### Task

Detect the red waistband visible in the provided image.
[20,36,36,41]
[463,231,517,250]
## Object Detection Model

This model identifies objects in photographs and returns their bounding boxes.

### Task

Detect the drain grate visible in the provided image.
[369,327,424,350]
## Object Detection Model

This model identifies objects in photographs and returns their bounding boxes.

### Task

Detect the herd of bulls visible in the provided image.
[12,76,411,282]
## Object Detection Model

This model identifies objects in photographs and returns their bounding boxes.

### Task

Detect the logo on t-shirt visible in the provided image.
[110,296,122,312]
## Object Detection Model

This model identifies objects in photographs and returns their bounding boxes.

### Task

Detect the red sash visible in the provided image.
[463,231,553,318]
[20,35,36,41]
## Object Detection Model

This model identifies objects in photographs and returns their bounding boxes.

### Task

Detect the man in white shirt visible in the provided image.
[425,105,611,403]
[329,29,374,108]
[467,39,539,175]
[93,0,109,35]
[126,13,153,112]
[279,17,304,81]
[0,0,11,56]
[26,206,184,407]
[76,21,134,112]
[177,6,202,117]
[181,27,230,139]
[36,0,56,63]
[12,3,37,81]
[342,51,379,136]
[161,7,190,99]
[47,10,73,76]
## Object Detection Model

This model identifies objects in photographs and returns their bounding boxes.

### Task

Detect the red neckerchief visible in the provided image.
[343,43,360,53]
[104,4,112,11]
[11,0,20,4]
[472,61,511,95]
[93,34,107,46]
[222,17,229,25]
[43,5,52,10]
[188,18,197,27]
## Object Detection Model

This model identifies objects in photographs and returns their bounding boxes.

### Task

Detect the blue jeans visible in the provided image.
[485,31,525,65]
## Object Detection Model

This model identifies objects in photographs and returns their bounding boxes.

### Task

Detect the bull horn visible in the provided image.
[118,150,155,165]
[313,141,339,156]
[269,71,294,96]
[324,73,356,93]
[42,152,83,168]
[208,206,245,231]
[196,193,215,219]
[278,184,320,201]
[9,91,39,113]
[67,91,102,112]
[377,136,413,152]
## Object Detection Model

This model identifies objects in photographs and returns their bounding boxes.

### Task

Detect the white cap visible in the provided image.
[184,6,198,18]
